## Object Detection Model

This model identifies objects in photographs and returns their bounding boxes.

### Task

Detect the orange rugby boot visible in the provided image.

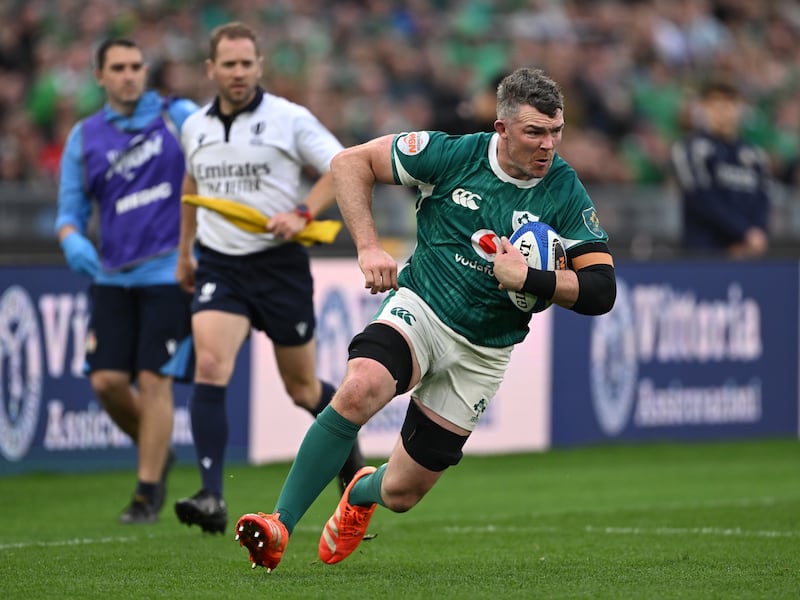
[235,512,288,572]
[319,465,378,564]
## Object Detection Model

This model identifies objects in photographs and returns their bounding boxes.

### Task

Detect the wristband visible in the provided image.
[293,203,313,225]
[522,268,556,300]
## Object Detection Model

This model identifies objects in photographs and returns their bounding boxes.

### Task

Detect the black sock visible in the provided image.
[189,383,228,497]
[308,381,336,418]
[136,481,159,506]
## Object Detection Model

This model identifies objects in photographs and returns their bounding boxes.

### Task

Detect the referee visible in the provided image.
[173,21,364,535]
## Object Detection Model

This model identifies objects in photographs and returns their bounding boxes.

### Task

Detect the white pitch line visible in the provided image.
[4,500,798,552]
[584,525,800,539]
[0,536,137,551]
[0,525,339,552]
[403,495,794,528]
[0,533,169,552]
[441,524,799,539]
[443,525,560,534]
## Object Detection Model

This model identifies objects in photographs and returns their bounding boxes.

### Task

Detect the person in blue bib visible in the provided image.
[55,38,198,524]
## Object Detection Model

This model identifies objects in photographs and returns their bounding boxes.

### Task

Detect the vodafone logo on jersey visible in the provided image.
[454,228,499,277]
[397,131,430,156]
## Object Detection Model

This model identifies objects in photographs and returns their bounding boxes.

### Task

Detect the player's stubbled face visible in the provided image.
[502,106,564,180]
[207,36,263,113]
[98,46,147,112]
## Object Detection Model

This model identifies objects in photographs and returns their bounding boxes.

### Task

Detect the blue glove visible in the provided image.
[60,231,101,278]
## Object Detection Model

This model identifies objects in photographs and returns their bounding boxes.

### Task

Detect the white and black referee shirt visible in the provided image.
[181,87,344,255]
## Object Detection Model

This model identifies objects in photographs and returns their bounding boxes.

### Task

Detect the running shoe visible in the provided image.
[319,465,377,564]
[235,512,288,572]
[119,495,158,524]
[174,489,227,534]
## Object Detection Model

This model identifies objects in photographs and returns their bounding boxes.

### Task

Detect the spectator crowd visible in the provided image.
[2,0,800,190]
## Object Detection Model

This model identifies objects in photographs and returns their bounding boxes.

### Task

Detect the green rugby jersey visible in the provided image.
[390,130,609,347]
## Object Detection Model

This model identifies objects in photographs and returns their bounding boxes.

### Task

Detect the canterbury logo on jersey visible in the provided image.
[390,307,416,326]
[451,188,481,210]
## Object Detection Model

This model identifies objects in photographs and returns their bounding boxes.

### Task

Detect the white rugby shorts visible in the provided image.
[374,287,511,432]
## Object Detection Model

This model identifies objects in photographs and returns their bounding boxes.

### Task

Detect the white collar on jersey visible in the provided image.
[488,132,543,189]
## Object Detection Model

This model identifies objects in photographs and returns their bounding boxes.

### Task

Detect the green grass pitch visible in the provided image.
[2,438,798,599]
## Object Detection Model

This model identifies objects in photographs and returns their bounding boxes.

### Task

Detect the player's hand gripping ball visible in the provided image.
[507,221,566,313]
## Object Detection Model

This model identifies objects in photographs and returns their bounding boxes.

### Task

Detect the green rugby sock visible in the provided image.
[274,405,360,534]
[348,463,387,507]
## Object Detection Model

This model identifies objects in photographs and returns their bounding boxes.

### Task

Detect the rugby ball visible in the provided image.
[507,221,566,313]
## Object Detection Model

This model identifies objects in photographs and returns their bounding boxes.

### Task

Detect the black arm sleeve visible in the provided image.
[571,263,616,315]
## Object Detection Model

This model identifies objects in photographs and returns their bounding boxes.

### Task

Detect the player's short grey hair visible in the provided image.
[496,68,564,120]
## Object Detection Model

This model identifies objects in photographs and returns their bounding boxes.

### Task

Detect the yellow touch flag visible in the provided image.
[181,195,342,246]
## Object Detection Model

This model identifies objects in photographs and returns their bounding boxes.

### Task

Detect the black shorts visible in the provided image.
[193,243,315,346]
[86,284,192,374]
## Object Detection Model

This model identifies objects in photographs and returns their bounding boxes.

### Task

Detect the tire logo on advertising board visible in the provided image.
[589,278,637,436]
[589,277,765,436]
[0,286,42,461]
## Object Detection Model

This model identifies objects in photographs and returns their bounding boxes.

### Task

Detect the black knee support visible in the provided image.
[348,322,412,395]
[401,400,468,472]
